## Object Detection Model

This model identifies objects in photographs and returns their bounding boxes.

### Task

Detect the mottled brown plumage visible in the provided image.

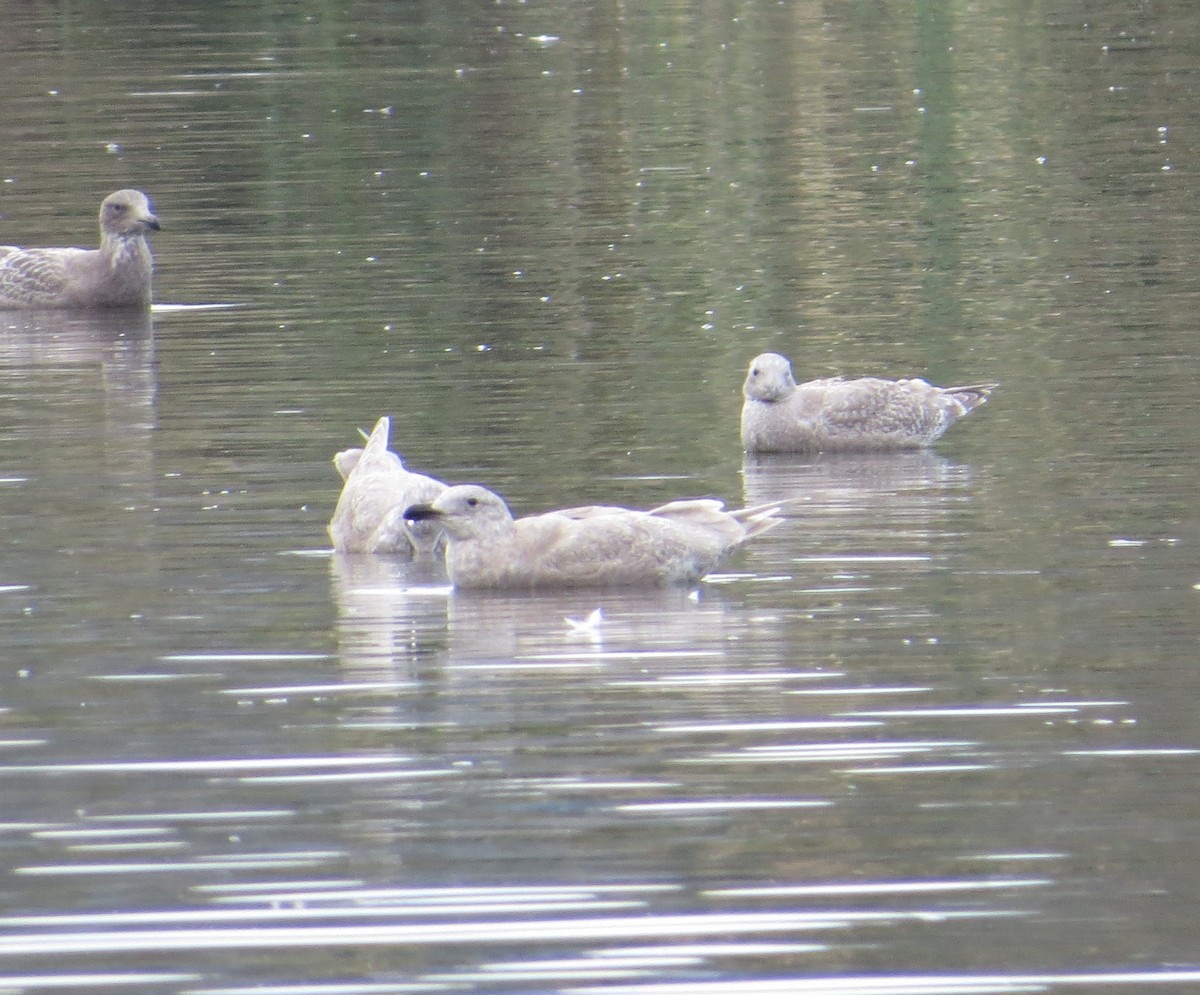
[741,352,996,454]
[0,190,160,309]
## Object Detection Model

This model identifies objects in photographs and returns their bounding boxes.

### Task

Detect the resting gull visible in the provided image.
[328,416,448,556]
[0,189,160,309]
[404,484,785,589]
[741,352,997,454]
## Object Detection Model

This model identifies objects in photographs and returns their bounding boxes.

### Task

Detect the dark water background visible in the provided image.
[1,1,1199,992]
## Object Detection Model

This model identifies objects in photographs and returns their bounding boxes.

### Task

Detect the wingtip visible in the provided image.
[947,382,999,410]
[737,498,791,539]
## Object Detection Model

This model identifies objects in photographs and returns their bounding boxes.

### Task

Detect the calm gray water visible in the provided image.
[1,1,1199,993]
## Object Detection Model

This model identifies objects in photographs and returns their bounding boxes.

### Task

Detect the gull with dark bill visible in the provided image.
[741,351,996,454]
[404,484,785,590]
[0,189,161,309]
[329,416,448,556]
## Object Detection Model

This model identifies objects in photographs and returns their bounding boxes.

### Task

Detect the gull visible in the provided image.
[0,189,161,309]
[328,416,448,556]
[404,485,785,590]
[741,352,997,454]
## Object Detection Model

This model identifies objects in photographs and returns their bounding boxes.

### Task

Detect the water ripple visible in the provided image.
[558,968,1200,994]
[0,908,1020,957]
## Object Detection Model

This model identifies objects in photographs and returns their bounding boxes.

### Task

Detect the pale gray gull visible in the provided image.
[328,416,448,556]
[741,352,997,454]
[403,484,785,589]
[0,189,161,309]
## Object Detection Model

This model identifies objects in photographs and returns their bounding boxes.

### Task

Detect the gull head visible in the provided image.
[100,189,161,239]
[404,484,515,542]
[743,352,797,403]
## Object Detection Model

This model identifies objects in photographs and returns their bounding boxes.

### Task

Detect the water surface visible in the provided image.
[1,1,1199,993]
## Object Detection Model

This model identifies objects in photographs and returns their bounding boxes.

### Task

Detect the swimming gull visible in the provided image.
[328,416,448,556]
[404,484,786,589]
[0,189,161,309]
[741,352,997,454]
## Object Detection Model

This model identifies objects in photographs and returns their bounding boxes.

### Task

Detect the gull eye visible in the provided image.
[466,497,478,507]
[111,203,125,213]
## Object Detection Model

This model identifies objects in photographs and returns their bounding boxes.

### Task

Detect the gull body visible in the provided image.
[328,416,447,556]
[741,352,996,454]
[404,484,785,590]
[0,190,161,309]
